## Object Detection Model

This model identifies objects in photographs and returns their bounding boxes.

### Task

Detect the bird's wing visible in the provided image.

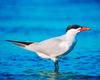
[34,36,67,57]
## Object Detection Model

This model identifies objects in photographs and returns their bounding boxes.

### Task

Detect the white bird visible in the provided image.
[6,25,90,73]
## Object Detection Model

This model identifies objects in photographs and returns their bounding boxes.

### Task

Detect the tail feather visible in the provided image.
[6,40,33,47]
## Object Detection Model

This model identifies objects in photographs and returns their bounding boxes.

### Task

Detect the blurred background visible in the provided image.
[0,0,100,79]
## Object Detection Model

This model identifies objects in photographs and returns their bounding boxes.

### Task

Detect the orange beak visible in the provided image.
[80,27,91,32]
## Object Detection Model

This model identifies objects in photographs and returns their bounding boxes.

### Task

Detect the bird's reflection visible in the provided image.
[22,69,99,80]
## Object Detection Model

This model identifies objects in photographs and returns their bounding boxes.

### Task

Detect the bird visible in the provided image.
[6,25,91,74]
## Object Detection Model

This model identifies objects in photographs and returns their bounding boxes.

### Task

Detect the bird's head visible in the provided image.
[66,25,91,34]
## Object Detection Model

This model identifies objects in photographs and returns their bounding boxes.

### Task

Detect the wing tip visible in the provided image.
[6,40,33,47]
[6,40,15,42]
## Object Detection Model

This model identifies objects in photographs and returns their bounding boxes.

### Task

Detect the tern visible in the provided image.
[6,25,90,73]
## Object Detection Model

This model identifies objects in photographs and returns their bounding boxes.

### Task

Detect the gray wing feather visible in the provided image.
[34,36,66,57]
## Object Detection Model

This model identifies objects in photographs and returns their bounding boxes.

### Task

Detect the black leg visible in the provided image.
[54,59,59,74]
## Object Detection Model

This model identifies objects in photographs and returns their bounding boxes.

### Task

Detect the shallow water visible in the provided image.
[0,0,100,80]
[0,71,99,80]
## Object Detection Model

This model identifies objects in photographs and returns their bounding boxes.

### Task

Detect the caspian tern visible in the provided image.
[6,25,90,73]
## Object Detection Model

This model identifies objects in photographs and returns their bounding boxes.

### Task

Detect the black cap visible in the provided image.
[66,25,81,32]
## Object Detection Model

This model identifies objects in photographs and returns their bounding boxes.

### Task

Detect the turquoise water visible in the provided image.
[0,0,100,80]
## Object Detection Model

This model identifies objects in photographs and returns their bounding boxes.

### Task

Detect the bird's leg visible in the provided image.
[54,58,59,74]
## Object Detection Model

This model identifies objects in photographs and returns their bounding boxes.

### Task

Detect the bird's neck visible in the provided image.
[65,30,78,41]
